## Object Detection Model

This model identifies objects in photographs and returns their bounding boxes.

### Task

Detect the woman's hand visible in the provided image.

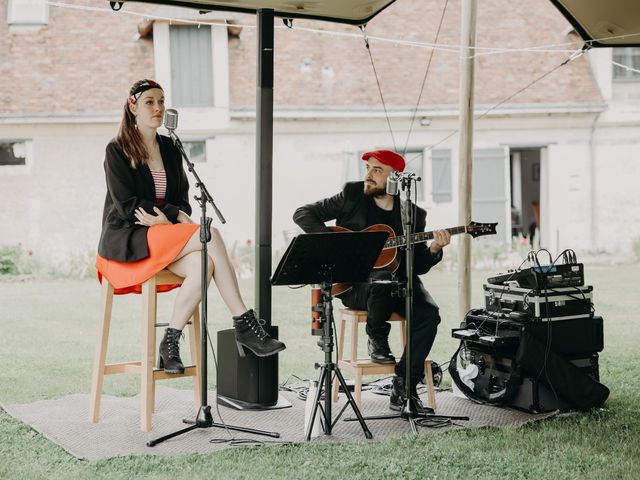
[134,207,171,226]
[177,210,194,224]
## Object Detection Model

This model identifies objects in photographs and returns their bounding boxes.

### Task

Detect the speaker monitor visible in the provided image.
[216,327,279,408]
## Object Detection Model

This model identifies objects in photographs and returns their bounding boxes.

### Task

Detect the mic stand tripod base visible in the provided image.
[344,395,470,434]
[146,404,281,447]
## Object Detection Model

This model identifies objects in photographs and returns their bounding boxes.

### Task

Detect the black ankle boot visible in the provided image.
[389,375,433,413]
[233,309,286,357]
[158,328,185,374]
[367,336,396,364]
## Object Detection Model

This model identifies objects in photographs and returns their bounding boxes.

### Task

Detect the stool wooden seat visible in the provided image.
[332,308,436,410]
[89,269,202,432]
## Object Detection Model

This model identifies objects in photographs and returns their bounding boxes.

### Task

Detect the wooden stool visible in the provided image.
[89,269,202,432]
[332,308,437,410]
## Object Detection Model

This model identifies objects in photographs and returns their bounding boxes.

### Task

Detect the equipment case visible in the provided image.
[483,284,593,321]
[461,342,600,413]
[510,354,600,413]
[455,311,604,356]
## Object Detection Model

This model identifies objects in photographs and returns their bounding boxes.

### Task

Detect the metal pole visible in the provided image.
[255,8,274,326]
[457,0,477,321]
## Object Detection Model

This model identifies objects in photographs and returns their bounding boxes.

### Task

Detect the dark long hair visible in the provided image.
[116,79,162,169]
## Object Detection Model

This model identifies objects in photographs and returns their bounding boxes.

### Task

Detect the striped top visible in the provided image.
[150,169,167,200]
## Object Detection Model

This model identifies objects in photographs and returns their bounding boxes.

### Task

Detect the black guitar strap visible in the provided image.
[399,197,409,233]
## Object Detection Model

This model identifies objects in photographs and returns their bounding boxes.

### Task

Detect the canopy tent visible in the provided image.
[110,0,640,323]
[109,0,640,408]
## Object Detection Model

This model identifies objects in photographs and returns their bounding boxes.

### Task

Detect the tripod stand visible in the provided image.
[345,175,468,433]
[147,126,278,447]
[271,231,389,440]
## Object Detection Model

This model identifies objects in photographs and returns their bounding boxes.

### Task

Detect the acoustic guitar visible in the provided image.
[329,221,497,295]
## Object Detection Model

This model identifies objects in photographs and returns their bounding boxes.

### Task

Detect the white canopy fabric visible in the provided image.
[114,0,640,46]
[111,0,396,25]
[551,0,640,47]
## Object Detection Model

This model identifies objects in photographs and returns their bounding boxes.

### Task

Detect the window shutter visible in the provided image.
[431,149,451,203]
[170,26,214,107]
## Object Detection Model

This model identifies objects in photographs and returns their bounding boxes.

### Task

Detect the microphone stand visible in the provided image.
[399,176,420,431]
[148,128,279,446]
[347,174,468,431]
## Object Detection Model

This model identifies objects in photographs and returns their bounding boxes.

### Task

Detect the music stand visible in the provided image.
[271,231,389,440]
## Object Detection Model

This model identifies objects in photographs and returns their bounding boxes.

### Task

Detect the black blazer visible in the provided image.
[292,181,442,276]
[97,135,192,262]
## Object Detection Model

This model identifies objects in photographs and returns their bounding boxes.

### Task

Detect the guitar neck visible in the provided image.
[386,225,468,249]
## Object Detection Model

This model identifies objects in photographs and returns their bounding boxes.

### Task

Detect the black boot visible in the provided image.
[158,328,184,374]
[367,335,395,364]
[389,375,434,413]
[233,309,286,357]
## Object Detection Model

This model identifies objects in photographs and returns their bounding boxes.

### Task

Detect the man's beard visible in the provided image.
[364,184,387,197]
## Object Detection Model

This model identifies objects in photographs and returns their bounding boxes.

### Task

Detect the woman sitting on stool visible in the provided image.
[96,79,285,373]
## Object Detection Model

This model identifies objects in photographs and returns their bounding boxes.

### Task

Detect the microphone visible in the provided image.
[164,108,178,132]
[386,171,399,195]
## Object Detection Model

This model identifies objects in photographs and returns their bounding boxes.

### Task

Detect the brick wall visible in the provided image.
[0,0,603,114]
[0,0,154,115]
[228,0,602,109]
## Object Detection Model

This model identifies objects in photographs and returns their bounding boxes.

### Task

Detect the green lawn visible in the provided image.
[0,265,638,479]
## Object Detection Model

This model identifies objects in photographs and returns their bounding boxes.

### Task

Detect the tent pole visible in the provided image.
[255,8,274,326]
[456,0,477,321]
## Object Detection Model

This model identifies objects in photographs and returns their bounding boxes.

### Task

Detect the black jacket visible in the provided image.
[293,181,442,277]
[98,135,192,262]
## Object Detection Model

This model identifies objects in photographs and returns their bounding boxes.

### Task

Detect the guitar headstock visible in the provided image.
[467,221,497,238]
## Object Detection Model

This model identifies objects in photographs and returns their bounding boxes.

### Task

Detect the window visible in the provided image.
[183,141,206,163]
[170,26,214,107]
[0,141,27,166]
[430,149,452,203]
[7,0,48,25]
[613,47,640,81]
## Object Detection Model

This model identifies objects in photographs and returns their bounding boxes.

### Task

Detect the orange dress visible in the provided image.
[96,223,199,295]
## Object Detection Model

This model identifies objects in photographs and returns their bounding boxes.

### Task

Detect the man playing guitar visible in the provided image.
[293,149,450,412]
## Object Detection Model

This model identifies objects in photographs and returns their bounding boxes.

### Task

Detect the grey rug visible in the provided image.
[1,387,556,461]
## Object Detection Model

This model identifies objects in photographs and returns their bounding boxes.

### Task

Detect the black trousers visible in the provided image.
[338,270,440,381]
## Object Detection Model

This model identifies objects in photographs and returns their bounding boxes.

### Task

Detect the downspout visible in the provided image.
[589,111,601,252]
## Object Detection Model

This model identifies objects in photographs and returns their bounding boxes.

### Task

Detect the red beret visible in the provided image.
[362,149,405,172]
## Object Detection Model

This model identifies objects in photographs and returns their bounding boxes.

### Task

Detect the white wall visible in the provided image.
[2,110,640,269]
[0,122,113,265]
[591,123,640,254]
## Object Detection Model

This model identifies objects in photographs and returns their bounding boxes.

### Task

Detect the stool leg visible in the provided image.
[400,320,407,350]
[89,281,114,423]
[350,315,358,362]
[424,360,437,410]
[332,316,346,403]
[354,369,363,410]
[188,308,202,408]
[150,307,158,415]
[141,277,157,432]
